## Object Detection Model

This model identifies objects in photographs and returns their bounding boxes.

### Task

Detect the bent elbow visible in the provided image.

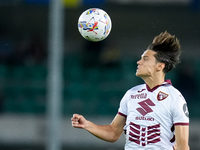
[109,136,120,143]
[110,139,117,143]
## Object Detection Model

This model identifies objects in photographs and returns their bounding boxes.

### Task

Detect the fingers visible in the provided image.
[71,114,84,128]
[71,114,81,122]
[72,114,81,120]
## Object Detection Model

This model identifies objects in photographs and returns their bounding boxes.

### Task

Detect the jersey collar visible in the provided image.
[146,79,172,92]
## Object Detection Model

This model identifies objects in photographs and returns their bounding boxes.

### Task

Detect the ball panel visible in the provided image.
[78,8,112,42]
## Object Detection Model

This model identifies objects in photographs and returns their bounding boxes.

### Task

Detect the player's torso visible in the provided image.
[124,84,175,149]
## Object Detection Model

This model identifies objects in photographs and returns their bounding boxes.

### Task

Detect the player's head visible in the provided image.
[147,31,181,74]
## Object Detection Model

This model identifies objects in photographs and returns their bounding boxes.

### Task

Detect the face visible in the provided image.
[136,50,160,78]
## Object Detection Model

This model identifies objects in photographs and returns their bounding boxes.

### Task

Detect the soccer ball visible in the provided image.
[78,8,112,42]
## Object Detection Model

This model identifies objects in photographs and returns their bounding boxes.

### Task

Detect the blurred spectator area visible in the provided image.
[0,55,200,118]
[0,54,141,116]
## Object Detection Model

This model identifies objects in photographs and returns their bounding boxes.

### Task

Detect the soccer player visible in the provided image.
[71,31,189,150]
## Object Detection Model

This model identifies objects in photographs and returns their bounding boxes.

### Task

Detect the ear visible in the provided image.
[157,62,165,71]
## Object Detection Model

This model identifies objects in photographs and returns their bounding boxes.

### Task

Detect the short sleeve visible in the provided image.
[172,94,189,125]
[118,90,130,117]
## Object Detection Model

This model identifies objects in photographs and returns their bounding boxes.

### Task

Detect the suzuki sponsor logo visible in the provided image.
[135,116,154,121]
[136,99,155,116]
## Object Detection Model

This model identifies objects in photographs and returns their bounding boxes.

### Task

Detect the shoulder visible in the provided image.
[129,84,146,92]
[165,84,182,95]
[122,84,146,99]
[163,84,186,102]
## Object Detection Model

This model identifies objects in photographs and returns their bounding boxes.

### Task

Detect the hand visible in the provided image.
[71,114,87,129]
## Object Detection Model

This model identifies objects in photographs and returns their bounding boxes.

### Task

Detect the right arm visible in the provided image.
[174,125,190,150]
[71,114,126,143]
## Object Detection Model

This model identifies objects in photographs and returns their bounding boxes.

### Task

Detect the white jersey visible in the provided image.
[118,80,189,150]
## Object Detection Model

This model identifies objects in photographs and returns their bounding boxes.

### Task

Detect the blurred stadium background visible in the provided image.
[0,0,200,150]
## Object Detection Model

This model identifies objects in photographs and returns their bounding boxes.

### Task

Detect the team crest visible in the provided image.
[157,91,168,101]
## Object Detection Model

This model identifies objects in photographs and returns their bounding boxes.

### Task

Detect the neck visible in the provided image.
[142,75,165,89]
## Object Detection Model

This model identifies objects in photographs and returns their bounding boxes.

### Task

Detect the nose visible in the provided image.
[137,59,142,65]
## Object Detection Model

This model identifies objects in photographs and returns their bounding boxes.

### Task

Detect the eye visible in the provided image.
[143,57,148,61]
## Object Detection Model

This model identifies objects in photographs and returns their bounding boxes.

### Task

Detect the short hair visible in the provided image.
[147,31,181,73]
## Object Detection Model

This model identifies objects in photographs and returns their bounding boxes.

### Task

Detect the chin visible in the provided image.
[136,72,140,77]
[136,71,145,78]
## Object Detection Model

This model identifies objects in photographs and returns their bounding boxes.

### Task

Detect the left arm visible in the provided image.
[174,125,190,150]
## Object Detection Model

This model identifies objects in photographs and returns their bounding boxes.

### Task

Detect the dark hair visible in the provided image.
[147,31,181,73]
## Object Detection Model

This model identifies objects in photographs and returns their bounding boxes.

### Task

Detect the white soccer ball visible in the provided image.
[78,8,112,42]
